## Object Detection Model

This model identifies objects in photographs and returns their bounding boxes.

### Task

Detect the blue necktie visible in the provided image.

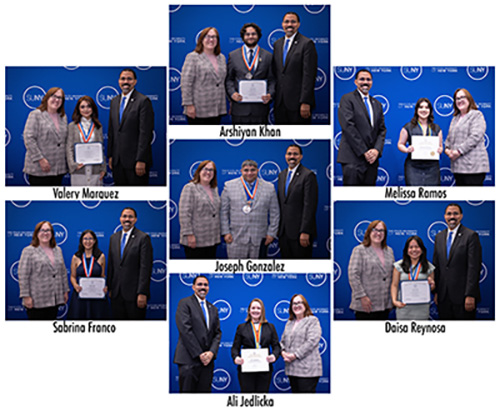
[283,39,290,66]
[285,170,292,196]
[446,230,453,258]
[249,49,254,73]
[119,96,126,122]
[120,232,128,258]
[200,301,209,327]
[363,96,372,125]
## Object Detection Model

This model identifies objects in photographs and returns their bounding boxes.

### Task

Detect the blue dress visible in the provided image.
[67,256,110,320]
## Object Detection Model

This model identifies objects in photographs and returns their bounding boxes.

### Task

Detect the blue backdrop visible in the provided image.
[5,66,166,186]
[169,139,331,259]
[5,200,167,320]
[333,66,495,186]
[169,4,330,124]
[334,201,495,320]
[169,273,330,393]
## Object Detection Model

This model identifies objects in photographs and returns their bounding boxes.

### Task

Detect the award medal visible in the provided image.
[241,176,259,214]
[77,121,95,143]
[409,262,421,281]
[242,46,260,80]
[251,322,262,349]
[417,121,432,136]
[82,255,95,278]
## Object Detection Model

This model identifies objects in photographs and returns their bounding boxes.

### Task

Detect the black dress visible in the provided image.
[67,256,110,320]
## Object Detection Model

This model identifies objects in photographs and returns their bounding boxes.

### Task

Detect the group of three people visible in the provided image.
[22,68,154,186]
[178,144,319,259]
[18,208,153,320]
[337,69,490,186]
[174,275,323,393]
[180,12,318,125]
[348,203,482,320]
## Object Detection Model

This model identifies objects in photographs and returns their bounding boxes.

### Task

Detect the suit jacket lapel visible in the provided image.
[447,225,463,263]
[36,246,56,272]
[41,111,61,137]
[286,164,302,199]
[354,91,372,127]
[284,33,301,70]
[119,89,136,129]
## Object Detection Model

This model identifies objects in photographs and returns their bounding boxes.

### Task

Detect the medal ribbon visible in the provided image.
[251,322,262,348]
[77,121,95,143]
[82,255,95,278]
[409,262,421,281]
[417,121,432,136]
[242,45,260,72]
[241,176,259,201]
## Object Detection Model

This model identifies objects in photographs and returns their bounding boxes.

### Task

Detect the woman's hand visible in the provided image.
[393,300,406,309]
[23,296,34,309]
[234,356,244,365]
[266,355,276,363]
[187,234,197,249]
[39,158,51,172]
[186,105,196,119]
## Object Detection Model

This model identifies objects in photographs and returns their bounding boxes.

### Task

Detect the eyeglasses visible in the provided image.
[292,301,304,306]
[456,96,467,101]
[372,228,385,234]
[82,238,95,242]
[39,229,52,234]
[202,168,215,173]
[205,35,217,40]
[50,95,63,101]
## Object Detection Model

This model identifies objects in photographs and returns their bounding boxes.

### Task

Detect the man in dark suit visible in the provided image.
[433,203,482,320]
[225,23,275,124]
[277,144,318,258]
[272,12,318,125]
[337,69,387,185]
[174,275,222,393]
[107,207,153,320]
[108,68,154,186]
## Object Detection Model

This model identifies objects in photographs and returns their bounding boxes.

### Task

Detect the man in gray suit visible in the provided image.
[225,23,275,124]
[221,160,280,259]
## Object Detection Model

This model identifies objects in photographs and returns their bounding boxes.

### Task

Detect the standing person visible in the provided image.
[23,87,68,186]
[337,69,387,186]
[18,221,69,320]
[174,275,222,393]
[220,159,279,259]
[277,144,318,258]
[66,96,106,186]
[108,68,154,186]
[231,298,281,393]
[225,23,275,124]
[432,203,482,319]
[181,27,227,125]
[107,207,153,320]
[348,220,394,320]
[272,11,317,124]
[444,88,489,186]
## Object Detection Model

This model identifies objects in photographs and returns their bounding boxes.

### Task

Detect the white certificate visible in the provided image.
[400,281,431,304]
[241,348,270,373]
[75,142,104,165]
[238,80,267,103]
[79,277,106,299]
[411,136,440,160]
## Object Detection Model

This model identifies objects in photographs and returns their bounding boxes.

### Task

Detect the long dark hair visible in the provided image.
[410,97,438,134]
[72,96,102,129]
[401,235,429,273]
[75,230,103,259]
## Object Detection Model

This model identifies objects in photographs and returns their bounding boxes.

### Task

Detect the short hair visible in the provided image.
[409,97,438,134]
[120,68,137,80]
[121,207,137,218]
[453,88,478,116]
[191,160,217,188]
[286,144,303,155]
[241,159,258,169]
[240,23,262,41]
[75,229,103,259]
[401,235,429,274]
[288,294,313,320]
[31,221,57,248]
[194,27,221,55]
[38,87,65,117]
[72,96,102,129]
[283,11,300,22]
[245,298,268,323]
[193,274,209,285]
[445,203,463,214]
[362,220,388,248]
[355,69,372,80]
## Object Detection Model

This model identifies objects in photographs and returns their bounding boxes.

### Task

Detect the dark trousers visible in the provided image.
[238,370,272,393]
[453,173,486,186]
[438,295,476,320]
[231,114,268,125]
[28,174,65,186]
[178,361,214,393]
[279,236,313,259]
[111,294,147,320]
[288,376,319,393]
[26,306,58,320]
[274,104,311,125]
[341,162,378,186]
[355,309,391,320]
[111,161,149,186]
[183,245,218,259]
[187,116,222,125]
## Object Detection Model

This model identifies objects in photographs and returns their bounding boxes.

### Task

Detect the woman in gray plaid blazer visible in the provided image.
[181,27,227,125]
[179,160,221,258]
[18,221,70,320]
[281,294,322,393]
[348,220,395,320]
[445,88,490,186]
[23,87,68,186]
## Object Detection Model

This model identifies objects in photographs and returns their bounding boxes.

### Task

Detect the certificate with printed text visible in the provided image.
[400,281,431,304]
[75,142,104,165]
[411,136,440,160]
[241,348,270,373]
[79,277,106,299]
[239,80,267,103]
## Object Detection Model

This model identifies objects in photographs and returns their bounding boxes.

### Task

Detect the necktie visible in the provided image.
[363,96,372,126]
[200,301,209,327]
[283,39,290,66]
[446,230,453,258]
[285,170,292,196]
[248,49,254,73]
[120,232,128,258]
[119,96,126,122]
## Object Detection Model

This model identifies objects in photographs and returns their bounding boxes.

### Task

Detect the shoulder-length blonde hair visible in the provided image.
[362,220,388,248]
[38,87,66,117]
[245,298,268,323]
[194,27,221,55]
[31,221,57,248]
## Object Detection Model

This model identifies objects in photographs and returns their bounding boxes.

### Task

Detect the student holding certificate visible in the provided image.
[397,98,443,186]
[391,236,435,320]
[67,230,110,320]
[66,96,106,186]
[231,298,281,393]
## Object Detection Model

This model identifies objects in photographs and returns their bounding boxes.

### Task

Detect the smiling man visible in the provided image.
[432,203,482,319]
[108,68,154,186]
[107,207,153,319]
[221,159,279,259]
[337,69,387,186]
